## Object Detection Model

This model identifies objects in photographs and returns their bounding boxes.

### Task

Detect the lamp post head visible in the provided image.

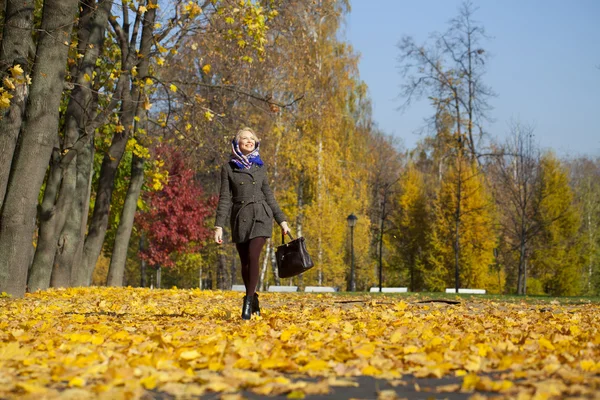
[347,213,358,228]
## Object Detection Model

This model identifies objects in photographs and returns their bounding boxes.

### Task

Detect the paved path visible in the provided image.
[147,374,491,400]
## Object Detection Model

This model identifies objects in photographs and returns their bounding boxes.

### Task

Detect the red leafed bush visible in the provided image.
[137,148,215,268]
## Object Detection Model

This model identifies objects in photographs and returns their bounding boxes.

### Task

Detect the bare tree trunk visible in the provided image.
[517,237,527,295]
[271,242,279,286]
[409,253,415,292]
[156,266,161,289]
[0,0,34,209]
[493,122,541,295]
[28,151,63,291]
[588,211,593,292]
[198,264,202,289]
[523,259,527,296]
[454,150,462,291]
[378,196,385,291]
[107,153,144,286]
[217,249,227,289]
[296,178,304,239]
[83,3,155,282]
[82,112,130,279]
[296,176,305,288]
[258,238,270,290]
[0,0,80,297]
[67,134,95,286]
[107,5,156,285]
[28,0,112,289]
[47,158,77,288]
[140,233,147,287]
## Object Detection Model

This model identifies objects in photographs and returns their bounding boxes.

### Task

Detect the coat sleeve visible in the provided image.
[215,164,232,228]
[262,166,287,225]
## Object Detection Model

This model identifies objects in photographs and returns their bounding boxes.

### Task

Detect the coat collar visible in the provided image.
[231,163,262,176]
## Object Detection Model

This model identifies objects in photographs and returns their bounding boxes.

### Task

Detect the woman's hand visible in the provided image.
[214,226,223,244]
[280,221,291,236]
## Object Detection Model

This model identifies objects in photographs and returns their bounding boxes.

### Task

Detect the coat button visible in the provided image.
[252,181,256,184]
[243,219,247,222]
[241,201,245,204]
[240,182,244,185]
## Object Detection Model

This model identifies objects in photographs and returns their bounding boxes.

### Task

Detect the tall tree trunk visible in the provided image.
[378,195,385,291]
[0,0,34,209]
[67,134,95,286]
[107,4,156,285]
[517,236,527,295]
[296,176,305,288]
[516,195,529,295]
[0,0,80,297]
[271,242,279,286]
[259,238,270,290]
[107,153,144,286]
[454,152,462,292]
[48,157,77,288]
[28,0,112,289]
[198,264,202,289]
[317,138,323,286]
[83,4,156,282]
[140,233,147,287]
[409,253,414,292]
[28,151,63,291]
[217,249,227,289]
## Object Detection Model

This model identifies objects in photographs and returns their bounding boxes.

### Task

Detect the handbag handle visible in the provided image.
[281,231,295,244]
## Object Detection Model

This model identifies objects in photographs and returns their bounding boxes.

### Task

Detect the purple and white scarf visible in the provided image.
[230,138,264,170]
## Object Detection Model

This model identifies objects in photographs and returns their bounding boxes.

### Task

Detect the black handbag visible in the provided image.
[276,232,314,278]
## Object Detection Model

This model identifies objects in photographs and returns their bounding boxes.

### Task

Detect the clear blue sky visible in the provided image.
[346,0,600,157]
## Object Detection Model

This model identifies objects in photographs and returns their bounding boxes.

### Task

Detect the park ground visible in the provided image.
[1,288,600,399]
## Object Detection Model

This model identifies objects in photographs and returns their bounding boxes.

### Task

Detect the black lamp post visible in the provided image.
[347,213,358,291]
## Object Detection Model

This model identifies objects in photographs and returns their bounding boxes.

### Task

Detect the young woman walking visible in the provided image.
[214,128,290,319]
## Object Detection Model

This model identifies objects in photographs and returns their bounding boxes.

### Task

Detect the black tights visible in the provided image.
[236,236,267,297]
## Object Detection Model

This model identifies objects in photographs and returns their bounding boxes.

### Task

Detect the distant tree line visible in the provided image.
[0,0,597,297]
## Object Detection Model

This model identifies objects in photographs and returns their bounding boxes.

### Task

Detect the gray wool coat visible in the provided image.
[215,162,287,243]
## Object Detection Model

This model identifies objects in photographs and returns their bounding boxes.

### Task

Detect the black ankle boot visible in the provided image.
[252,293,260,316]
[241,295,253,320]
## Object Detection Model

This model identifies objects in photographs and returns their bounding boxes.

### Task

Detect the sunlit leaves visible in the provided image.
[0,89,13,108]
[0,64,30,111]
[200,110,213,121]
[8,64,24,78]
[181,1,202,18]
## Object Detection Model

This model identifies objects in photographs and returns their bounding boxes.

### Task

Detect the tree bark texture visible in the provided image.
[48,158,78,288]
[83,4,156,284]
[61,134,95,286]
[27,0,113,290]
[270,240,279,286]
[27,151,62,291]
[107,153,144,286]
[140,233,147,287]
[0,0,34,209]
[0,0,80,297]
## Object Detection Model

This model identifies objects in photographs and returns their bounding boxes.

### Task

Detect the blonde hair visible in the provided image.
[235,127,259,143]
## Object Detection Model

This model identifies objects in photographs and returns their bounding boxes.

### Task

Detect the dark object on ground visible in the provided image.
[146,374,495,400]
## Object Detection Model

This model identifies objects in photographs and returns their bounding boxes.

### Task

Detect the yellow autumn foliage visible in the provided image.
[1,287,599,399]
[427,158,498,292]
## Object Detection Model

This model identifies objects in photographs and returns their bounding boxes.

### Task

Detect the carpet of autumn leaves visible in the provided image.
[1,288,600,399]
